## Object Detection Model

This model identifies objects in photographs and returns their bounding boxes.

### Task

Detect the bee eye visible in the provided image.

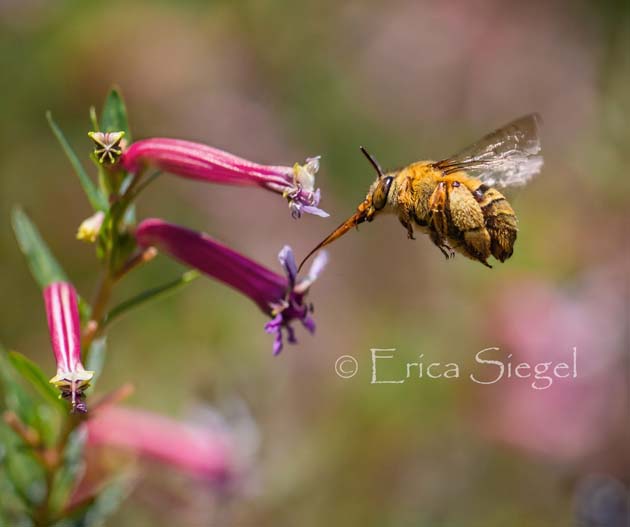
[373,176,393,210]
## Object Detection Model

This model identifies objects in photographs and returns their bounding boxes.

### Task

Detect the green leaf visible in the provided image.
[49,427,87,517]
[12,207,67,288]
[122,204,136,227]
[35,403,60,448]
[8,352,64,411]
[0,371,47,509]
[103,271,200,328]
[100,88,131,141]
[46,112,108,211]
[77,299,92,327]
[0,424,46,508]
[85,337,106,389]
[0,457,31,525]
[56,473,133,527]
[0,348,64,446]
[11,207,90,320]
[0,349,38,426]
[89,106,99,132]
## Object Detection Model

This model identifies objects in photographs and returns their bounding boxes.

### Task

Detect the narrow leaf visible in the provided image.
[85,337,106,389]
[1,432,46,508]
[100,88,131,140]
[7,352,64,410]
[0,348,57,441]
[89,106,99,132]
[49,427,87,516]
[63,474,133,527]
[0,459,31,524]
[103,271,200,328]
[46,112,107,211]
[12,208,91,320]
[12,207,67,288]
[0,349,36,425]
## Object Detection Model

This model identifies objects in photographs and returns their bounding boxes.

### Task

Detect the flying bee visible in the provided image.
[298,114,543,271]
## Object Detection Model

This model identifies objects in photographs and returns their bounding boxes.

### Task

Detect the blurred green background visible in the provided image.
[1,1,628,526]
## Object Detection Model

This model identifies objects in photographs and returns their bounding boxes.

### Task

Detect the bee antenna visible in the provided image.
[360,146,385,178]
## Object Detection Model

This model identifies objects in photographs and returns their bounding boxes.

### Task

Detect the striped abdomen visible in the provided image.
[472,183,518,262]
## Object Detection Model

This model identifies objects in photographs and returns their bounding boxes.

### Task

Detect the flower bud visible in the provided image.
[76,211,105,243]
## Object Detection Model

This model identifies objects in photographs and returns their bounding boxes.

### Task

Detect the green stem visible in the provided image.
[32,413,84,527]
[82,271,114,356]
[102,270,200,329]
[125,170,161,202]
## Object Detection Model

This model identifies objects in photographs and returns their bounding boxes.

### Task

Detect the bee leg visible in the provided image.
[399,216,415,240]
[447,182,494,268]
[439,245,455,259]
[462,229,493,268]
[429,229,455,260]
[428,182,449,241]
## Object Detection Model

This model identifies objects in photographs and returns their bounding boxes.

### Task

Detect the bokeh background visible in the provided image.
[1,1,628,525]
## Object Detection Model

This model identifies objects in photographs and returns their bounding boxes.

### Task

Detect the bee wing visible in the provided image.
[434,113,543,188]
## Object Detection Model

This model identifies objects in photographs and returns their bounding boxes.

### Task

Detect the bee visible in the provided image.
[298,114,543,270]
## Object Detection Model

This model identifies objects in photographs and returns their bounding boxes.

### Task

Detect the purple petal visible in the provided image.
[286,324,297,344]
[264,314,284,334]
[301,205,330,218]
[272,330,284,356]
[278,246,298,287]
[308,251,329,282]
[301,315,316,334]
[294,250,328,295]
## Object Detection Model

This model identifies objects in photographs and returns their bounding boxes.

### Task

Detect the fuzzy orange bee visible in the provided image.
[299,114,543,270]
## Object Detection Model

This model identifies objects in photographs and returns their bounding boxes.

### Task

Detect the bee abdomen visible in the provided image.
[474,185,506,210]
[470,183,518,261]
[483,202,517,262]
[472,183,490,202]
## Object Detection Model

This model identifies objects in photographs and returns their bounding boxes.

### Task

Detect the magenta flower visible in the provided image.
[135,219,328,354]
[120,138,328,219]
[43,282,94,413]
[86,405,233,482]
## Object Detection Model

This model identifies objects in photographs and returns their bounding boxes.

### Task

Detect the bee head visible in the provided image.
[296,147,391,272]
[360,146,393,218]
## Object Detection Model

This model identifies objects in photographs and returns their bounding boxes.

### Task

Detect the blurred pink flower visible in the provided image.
[136,218,327,354]
[120,138,327,218]
[43,282,93,413]
[87,406,233,483]
[476,268,626,463]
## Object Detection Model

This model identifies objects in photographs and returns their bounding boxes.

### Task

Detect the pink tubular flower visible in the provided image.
[86,406,233,482]
[44,282,93,413]
[120,138,328,219]
[135,219,328,355]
